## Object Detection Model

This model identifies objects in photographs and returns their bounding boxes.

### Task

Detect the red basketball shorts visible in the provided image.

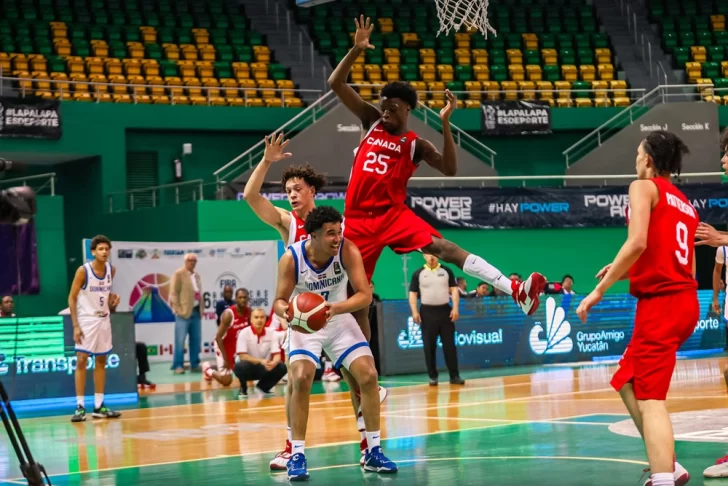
[610,289,699,400]
[343,205,442,281]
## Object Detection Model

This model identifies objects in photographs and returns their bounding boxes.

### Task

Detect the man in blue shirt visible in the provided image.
[215,285,234,326]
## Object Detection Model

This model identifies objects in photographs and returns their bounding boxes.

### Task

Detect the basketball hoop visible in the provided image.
[434,0,497,38]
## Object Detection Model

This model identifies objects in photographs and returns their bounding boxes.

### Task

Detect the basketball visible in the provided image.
[287,292,328,333]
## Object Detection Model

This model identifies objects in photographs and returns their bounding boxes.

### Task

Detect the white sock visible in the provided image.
[357,414,365,433]
[463,254,512,295]
[94,393,103,409]
[77,396,84,408]
[287,427,292,443]
[650,473,674,486]
[365,430,381,452]
[291,440,305,456]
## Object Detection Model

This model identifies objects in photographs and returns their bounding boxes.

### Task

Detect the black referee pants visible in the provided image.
[420,304,459,379]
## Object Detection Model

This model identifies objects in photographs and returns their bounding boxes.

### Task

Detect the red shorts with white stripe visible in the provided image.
[610,290,699,400]
[344,205,442,281]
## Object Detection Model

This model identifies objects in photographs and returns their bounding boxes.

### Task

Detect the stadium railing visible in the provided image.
[0,173,56,196]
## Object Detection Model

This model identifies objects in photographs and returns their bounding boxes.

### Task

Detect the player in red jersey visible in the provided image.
[577,131,697,486]
[328,16,547,319]
[202,288,251,390]
[243,134,388,470]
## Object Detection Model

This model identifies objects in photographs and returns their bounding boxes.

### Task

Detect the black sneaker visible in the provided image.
[238,386,248,399]
[449,376,465,385]
[92,403,121,419]
[71,406,86,423]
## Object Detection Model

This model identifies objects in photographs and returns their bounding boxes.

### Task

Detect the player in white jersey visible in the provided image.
[274,206,397,481]
[244,134,388,470]
[68,235,122,422]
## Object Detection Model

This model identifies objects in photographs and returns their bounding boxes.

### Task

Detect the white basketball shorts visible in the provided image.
[288,313,372,371]
[75,317,112,356]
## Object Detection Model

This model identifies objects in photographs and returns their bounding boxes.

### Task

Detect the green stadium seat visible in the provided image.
[704,61,720,78]
[544,64,560,81]
[455,65,473,81]
[709,45,725,62]
[401,63,418,81]
[674,47,690,65]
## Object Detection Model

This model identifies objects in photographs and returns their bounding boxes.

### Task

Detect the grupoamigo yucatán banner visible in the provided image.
[407,183,728,229]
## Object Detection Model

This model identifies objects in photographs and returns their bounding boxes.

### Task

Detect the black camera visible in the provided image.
[0,158,37,225]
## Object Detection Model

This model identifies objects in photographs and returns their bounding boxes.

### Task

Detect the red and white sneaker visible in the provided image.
[201,362,213,383]
[704,454,728,478]
[269,440,292,471]
[360,437,367,466]
[322,369,341,382]
[511,272,547,316]
[642,463,690,485]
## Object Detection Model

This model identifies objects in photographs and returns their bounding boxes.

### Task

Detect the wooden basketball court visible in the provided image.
[2,357,727,485]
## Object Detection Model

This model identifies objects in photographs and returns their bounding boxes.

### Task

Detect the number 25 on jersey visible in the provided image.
[362,152,389,175]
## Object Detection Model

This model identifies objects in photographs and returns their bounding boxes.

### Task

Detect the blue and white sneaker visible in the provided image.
[287,453,309,481]
[364,446,398,473]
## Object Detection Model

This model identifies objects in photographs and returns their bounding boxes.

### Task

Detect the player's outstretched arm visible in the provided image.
[273,251,297,319]
[328,240,373,318]
[414,91,458,176]
[243,133,293,238]
[68,266,86,343]
[696,222,728,247]
[327,15,381,128]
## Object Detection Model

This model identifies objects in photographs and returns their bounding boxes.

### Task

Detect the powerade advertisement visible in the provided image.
[0,313,137,404]
[377,291,725,376]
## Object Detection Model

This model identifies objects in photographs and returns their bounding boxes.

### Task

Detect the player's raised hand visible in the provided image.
[696,222,723,247]
[576,289,603,323]
[440,90,457,121]
[354,15,375,50]
[263,132,292,164]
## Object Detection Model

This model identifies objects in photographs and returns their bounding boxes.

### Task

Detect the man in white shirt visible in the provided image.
[234,307,287,398]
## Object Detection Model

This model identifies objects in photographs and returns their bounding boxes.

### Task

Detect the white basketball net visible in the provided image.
[434,0,497,38]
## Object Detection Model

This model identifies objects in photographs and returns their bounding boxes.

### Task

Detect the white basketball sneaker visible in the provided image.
[704,454,728,478]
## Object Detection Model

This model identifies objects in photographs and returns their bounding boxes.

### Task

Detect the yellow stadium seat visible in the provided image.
[127,75,146,94]
[537,81,554,100]
[246,97,266,107]
[29,55,46,73]
[91,40,109,58]
[427,100,446,110]
[555,80,572,99]
[219,78,238,97]
[0,53,10,73]
[686,62,703,81]
[141,26,157,44]
[73,92,93,102]
[142,60,160,77]
[147,76,165,96]
[402,33,419,47]
[33,72,51,91]
[135,94,152,104]
[113,94,132,103]
[171,95,190,105]
[54,39,72,56]
[691,46,707,63]
[704,94,722,104]
[189,95,207,105]
[609,80,627,98]
[67,57,85,74]
[613,97,631,107]
[465,81,482,99]
[591,80,609,99]
[12,54,29,72]
[123,59,142,76]
[226,97,244,106]
[595,48,612,64]
[507,49,523,64]
[239,78,257,96]
[429,81,445,99]
[575,98,592,108]
[195,61,212,80]
[526,64,542,81]
[509,64,525,81]
[522,33,538,50]
[598,64,615,81]
[542,49,558,65]
[593,97,612,107]
[203,78,221,97]
[51,22,68,38]
[70,73,89,92]
[501,81,518,100]
[580,65,596,81]
[178,60,196,78]
[353,50,365,64]
[13,72,32,94]
[485,81,501,100]
[350,64,365,82]
[519,81,536,100]
[472,49,488,64]
[365,64,382,82]
[251,62,268,79]
[209,96,226,106]
[383,64,400,81]
[420,49,436,64]
[85,57,103,75]
[108,75,127,94]
[561,65,578,82]
[192,28,210,45]
[165,77,184,96]
[465,100,481,109]
[410,81,427,100]
[105,58,123,76]
[556,97,574,107]
[419,64,436,82]
[36,90,53,99]
[163,43,180,60]
[185,78,202,97]
[473,64,490,81]
[437,64,454,82]
[455,33,472,49]
[455,48,471,65]
[232,62,250,79]
[127,42,145,59]
[51,72,69,92]
[152,95,170,104]
[253,46,270,63]
[723,95,728,104]
[357,85,373,101]
[56,91,72,101]
[180,44,198,61]
[199,46,216,62]
[95,93,113,103]
[378,18,394,34]
[265,98,284,107]
[384,48,400,64]
[712,15,726,31]
[258,79,276,98]
[285,97,304,108]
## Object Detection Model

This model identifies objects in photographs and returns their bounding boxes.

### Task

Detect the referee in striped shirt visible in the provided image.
[409,254,464,386]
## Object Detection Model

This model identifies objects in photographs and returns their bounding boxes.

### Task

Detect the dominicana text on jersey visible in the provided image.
[78,261,113,319]
[289,240,348,304]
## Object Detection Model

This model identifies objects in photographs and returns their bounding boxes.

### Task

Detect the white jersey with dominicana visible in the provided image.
[78,261,112,320]
[288,239,348,304]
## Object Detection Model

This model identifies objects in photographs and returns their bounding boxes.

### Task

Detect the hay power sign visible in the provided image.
[481,100,552,136]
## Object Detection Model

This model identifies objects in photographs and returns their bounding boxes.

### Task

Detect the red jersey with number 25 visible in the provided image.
[345,119,419,213]
[627,177,698,298]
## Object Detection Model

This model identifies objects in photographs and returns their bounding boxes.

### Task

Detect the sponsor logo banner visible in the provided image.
[82,240,277,362]
[378,291,725,376]
[481,100,552,136]
[0,96,61,139]
[407,184,728,229]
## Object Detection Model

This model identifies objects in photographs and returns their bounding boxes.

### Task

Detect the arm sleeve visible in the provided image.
[409,268,422,294]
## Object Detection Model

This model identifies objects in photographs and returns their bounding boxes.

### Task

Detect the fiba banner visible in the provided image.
[481,100,552,136]
[83,240,278,362]
[377,291,725,376]
[0,96,61,139]
[408,183,728,229]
